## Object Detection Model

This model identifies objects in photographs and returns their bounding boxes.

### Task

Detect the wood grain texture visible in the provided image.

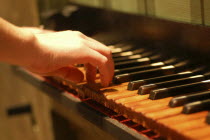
[70,0,105,7]
[0,0,39,26]
[0,0,54,140]
[110,0,145,14]
[203,0,210,26]
[0,64,36,140]
[38,0,68,13]
[0,63,54,140]
[51,100,118,140]
[146,0,203,24]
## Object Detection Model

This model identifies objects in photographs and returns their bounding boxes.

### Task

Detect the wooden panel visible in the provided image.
[70,0,105,8]
[7,114,37,140]
[0,0,39,26]
[52,100,117,140]
[145,0,155,16]
[203,0,210,26]
[38,0,68,12]
[0,63,36,140]
[146,0,202,24]
[69,0,146,14]
[0,0,54,139]
[14,67,151,140]
[108,0,145,14]
[0,63,54,140]
[137,0,146,14]
[191,0,203,24]
[31,89,54,140]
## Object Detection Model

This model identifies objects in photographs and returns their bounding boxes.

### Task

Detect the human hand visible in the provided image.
[21,26,53,34]
[0,19,113,87]
[26,30,114,87]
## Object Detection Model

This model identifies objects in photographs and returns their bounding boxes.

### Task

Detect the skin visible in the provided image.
[0,18,114,87]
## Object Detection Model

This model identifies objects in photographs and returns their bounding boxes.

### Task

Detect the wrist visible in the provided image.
[3,26,39,67]
[15,27,43,68]
[0,18,44,70]
[20,29,53,74]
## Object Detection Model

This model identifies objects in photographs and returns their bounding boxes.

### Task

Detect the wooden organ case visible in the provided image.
[15,3,210,140]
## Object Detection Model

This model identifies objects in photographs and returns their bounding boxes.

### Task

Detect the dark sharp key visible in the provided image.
[114,65,175,84]
[113,48,145,58]
[126,61,195,91]
[203,72,210,79]
[115,58,179,75]
[149,80,210,100]
[114,54,142,62]
[114,51,153,62]
[172,61,190,71]
[182,99,210,114]
[114,61,165,75]
[114,54,162,69]
[149,88,170,100]
[169,90,210,107]
[139,84,157,95]
[112,45,134,53]
[205,112,210,124]
[139,75,205,95]
[113,73,130,84]
[128,80,147,91]
[163,57,180,65]
[127,71,196,90]
[114,57,151,69]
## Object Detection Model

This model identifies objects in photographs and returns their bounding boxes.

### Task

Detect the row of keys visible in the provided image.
[70,42,210,139]
[110,43,210,124]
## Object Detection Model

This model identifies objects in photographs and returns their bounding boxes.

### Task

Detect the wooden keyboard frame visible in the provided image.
[13,66,157,140]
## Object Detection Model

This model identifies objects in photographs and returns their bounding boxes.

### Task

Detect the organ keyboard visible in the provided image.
[52,42,210,139]
[16,4,210,140]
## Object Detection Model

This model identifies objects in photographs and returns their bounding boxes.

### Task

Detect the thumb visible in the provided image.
[49,66,84,83]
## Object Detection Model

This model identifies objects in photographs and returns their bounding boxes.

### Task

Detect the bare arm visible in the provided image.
[0,18,114,87]
[0,18,37,66]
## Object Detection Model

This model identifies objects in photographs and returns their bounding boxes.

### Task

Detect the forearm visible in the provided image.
[0,18,37,66]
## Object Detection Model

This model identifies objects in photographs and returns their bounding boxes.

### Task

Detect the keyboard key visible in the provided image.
[115,61,165,75]
[127,71,197,90]
[113,48,146,58]
[139,75,204,95]
[169,90,210,107]
[114,51,153,62]
[114,54,161,69]
[182,99,210,114]
[114,65,177,84]
[149,80,210,100]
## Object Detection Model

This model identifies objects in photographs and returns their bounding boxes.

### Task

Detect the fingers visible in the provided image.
[86,36,112,57]
[38,31,114,87]
[74,33,114,87]
[85,63,97,83]
[85,38,114,87]
[74,31,113,63]
[47,66,84,83]
[79,48,113,87]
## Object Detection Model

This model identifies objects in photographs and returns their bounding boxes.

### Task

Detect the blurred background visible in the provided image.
[0,0,209,140]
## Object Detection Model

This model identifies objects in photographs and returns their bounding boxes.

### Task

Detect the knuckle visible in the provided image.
[100,56,108,65]
[80,48,91,59]
[73,31,86,38]
[74,38,86,48]
[78,39,88,48]
[105,47,112,55]
[65,30,73,35]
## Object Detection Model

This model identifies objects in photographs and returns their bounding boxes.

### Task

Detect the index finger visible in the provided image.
[76,48,113,87]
